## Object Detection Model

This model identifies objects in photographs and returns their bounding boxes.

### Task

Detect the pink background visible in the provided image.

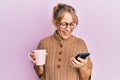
[0,0,120,80]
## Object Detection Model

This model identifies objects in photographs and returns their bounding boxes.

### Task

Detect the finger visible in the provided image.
[32,56,36,61]
[73,58,85,67]
[72,57,81,65]
[71,58,79,67]
[46,53,48,56]
[29,52,36,61]
[77,57,88,66]
[32,60,36,64]
[77,57,85,62]
[31,50,35,53]
[69,58,76,67]
[73,57,85,67]
[30,52,35,57]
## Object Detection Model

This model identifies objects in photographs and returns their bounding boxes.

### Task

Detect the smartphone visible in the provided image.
[75,53,90,60]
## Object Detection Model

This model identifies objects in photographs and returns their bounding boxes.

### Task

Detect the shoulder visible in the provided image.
[37,35,53,49]
[72,35,88,52]
[40,35,53,44]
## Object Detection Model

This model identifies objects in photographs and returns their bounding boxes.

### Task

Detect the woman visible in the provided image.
[30,3,93,80]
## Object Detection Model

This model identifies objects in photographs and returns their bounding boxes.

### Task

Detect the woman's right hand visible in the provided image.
[29,50,36,64]
[30,50,45,76]
[29,50,48,65]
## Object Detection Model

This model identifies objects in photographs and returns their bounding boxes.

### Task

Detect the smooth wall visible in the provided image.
[0,0,120,80]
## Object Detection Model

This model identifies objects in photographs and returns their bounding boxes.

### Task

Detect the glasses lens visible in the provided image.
[70,23,76,28]
[60,22,66,28]
[59,22,77,29]
[59,22,67,28]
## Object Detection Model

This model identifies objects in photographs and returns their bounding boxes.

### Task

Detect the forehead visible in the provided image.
[60,12,73,22]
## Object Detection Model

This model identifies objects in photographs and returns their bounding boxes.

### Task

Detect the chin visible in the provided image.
[62,35,70,39]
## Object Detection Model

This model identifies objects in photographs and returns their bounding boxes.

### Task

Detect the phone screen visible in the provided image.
[75,53,90,59]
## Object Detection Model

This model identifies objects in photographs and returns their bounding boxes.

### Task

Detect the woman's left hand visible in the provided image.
[70,57,88,68]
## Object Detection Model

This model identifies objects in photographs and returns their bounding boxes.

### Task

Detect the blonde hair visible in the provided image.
[53,3,78,25]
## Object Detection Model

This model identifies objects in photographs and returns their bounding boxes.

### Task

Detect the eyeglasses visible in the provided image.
[58,22,77,29]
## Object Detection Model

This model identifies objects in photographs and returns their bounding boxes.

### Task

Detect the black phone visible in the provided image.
[75,53,90,60]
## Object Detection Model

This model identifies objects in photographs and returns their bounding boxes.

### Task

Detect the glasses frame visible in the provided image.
[58,22,77,29]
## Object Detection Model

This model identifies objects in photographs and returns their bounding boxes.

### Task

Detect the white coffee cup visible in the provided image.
[28,49,46,65]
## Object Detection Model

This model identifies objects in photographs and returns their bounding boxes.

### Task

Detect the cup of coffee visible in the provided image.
[28,49,46,65]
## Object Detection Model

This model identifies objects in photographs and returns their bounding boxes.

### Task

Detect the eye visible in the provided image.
[70,23,76,26]
[60,22,67,26]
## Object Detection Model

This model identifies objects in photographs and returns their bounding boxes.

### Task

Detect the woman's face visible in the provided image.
[56,12,75,39]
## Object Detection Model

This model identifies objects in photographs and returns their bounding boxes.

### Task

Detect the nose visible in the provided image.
[65,25,71,31]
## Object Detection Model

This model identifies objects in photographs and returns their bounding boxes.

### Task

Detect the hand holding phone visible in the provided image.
[75,53,90,60]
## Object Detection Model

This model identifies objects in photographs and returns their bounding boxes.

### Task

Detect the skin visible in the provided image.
[56,12,74,39]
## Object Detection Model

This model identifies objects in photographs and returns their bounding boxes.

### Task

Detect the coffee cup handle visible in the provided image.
[28,52,34,62]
